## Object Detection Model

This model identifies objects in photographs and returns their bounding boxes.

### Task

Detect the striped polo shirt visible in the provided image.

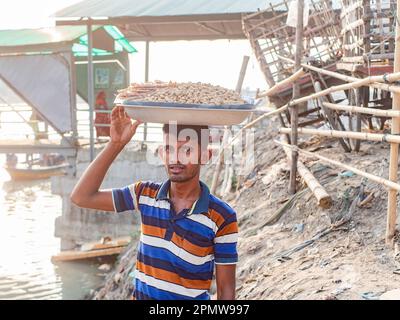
[112,179,238,300]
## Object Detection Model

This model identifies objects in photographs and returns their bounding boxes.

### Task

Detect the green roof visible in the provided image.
[0,25,137,55]
[75,25,137,55]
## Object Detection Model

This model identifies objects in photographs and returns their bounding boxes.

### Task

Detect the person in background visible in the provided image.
[94,90,111,137]
[6,153,17,168]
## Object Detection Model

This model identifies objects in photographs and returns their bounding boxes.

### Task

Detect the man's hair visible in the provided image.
[162,123,209,148]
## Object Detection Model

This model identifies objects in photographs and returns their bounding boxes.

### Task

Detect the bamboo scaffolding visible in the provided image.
[341,56,364,64]
[342,40,365,51]
[220,69,400,153]
[243,0,340,85]
[280,127,400,144]
[323,102,400,118]
[258,69,305,98]
[340,0,363,18]
[386,0,400,246]
[274,140,400,192]
[281,142,332,208]
[277,55,400,94]
[340,18,365,35]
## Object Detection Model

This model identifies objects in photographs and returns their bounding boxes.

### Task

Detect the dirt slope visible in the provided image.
[230,117,400,300]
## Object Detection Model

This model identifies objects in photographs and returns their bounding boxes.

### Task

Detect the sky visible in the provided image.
[0,0,267,90]
[0,0,82,30]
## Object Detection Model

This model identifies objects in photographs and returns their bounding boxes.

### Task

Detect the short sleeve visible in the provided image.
[214,212,239,265]
[111,181,143,213]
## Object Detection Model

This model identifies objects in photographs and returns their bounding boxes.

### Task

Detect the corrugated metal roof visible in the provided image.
[0,26,89,47]
[54,0,268,18]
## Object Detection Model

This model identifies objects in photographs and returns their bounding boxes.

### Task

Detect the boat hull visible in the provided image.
[5,164,68,181]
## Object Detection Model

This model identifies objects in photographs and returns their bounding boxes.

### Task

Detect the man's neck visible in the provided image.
[169,177,201,201]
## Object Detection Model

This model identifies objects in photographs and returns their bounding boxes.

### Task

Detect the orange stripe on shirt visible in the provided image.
[141,186,159,198]
[216,221,238,237]
[171,232,213,257]
[208,209,226,228]
[136,261,212,290]
[142,224,166,239]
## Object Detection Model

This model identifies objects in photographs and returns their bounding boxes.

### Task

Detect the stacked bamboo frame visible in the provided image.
[242,0,341,88]
[243,0,345,146]
[338,0,396,72]
[239,0,400,246]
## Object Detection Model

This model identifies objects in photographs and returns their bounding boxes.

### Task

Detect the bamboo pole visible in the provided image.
[386,0,400,246]
[258,69,305,98]
[313,80,351,152]
[281,142,332,208]
[277,55,400,94]
[323,102,400,118]
[231,104,289,140]
[274,140,400,192]
[277,55,400,84]
[235,56,250,94]
[280,127,400,144]
[289,0,304,194]
[340,18,364,35]
[210,127,229,195]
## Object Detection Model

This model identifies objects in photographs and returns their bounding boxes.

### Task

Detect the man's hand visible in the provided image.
[70,106,142,211]
[110,106,142,146]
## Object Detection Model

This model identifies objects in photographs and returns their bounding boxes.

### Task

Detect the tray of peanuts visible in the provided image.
[114,81,255,126]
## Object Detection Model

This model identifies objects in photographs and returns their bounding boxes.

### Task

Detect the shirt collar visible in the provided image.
[156,179,210,215]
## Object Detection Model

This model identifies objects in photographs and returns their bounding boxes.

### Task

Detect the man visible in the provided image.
[70,106,238,300]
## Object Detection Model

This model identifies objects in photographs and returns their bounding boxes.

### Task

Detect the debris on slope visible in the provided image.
[230,117,400,300]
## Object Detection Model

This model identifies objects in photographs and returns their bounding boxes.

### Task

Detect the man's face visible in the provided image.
[161,131,204,183]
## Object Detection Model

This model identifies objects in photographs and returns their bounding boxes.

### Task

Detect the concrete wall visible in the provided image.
[52,142,167,250]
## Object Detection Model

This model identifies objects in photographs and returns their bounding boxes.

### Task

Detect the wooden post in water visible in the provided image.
[289,0,304,194]
[386,1,400,246]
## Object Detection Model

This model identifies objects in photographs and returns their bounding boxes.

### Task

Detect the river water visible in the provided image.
[0,157,108,300]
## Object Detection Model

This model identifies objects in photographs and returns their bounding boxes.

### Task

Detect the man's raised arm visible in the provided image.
[70,106,141,212]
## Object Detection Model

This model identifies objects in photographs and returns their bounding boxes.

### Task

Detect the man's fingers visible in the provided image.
[119,106,124,119]
[111,106,120,120]
[111,106,125,121]
[133,119,143,127]
[130,119,142,133]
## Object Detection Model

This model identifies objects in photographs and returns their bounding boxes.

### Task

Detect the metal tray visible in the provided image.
[115,100,255,126]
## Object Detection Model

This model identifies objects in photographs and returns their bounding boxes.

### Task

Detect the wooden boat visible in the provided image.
[4,163,69,181]
[51,237,130,262]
